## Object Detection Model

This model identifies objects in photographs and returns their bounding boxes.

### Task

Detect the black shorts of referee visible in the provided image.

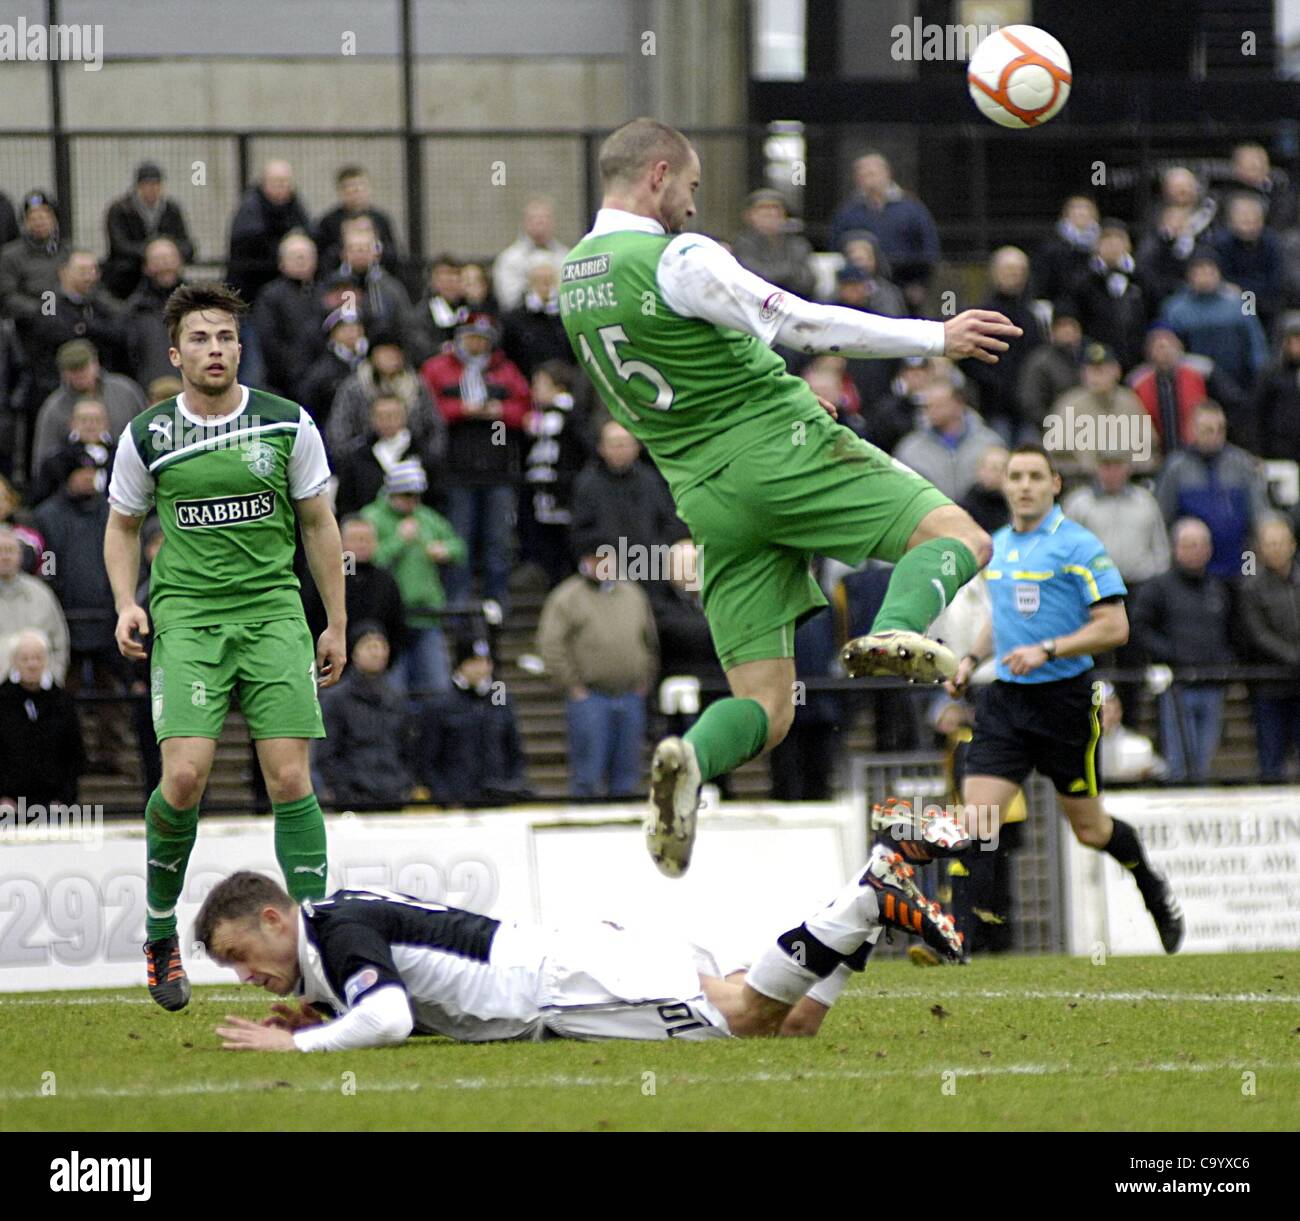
[964,671,1103,797]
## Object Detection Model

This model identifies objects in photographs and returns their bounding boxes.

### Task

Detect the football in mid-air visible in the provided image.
[967,24,1072,129]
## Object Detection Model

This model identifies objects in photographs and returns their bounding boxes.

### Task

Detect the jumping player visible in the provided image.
[104,282,347,1010]
[203,843,964,1051]
[559,118,1021,875]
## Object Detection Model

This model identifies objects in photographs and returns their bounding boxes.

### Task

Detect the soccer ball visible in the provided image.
[967,24,1072,129]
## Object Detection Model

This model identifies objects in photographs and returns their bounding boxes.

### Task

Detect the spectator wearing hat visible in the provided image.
[1016,309,1085,433]
[0,630,85,810]
[361,461,465,696]
[1063,218,1148,372]
[332,219,410,334]
[300,306,367,428]
[251,231,324,399]
[537,536,658,799]
[29,398,114,507]
[960,246,1046,444]
[1044,342,1156,474]
[730,189,814,297]
[327,322,441,459]
[828,153,940,308]
[402,255,468,367]
[313,621,417,810]
[0,525,69,682]
[31,440,132,769]
[421,313,530,611]
[31,340,146,472]
[493,197,568,313]
[0,191,67,326]
[302,514,406,667]
[122,236,185,388]
[1032,194,1099,305]
[1209,193,1285,334]
[1156,401,1270,582]
[1159,249,1270,394]
[312,166,403,281]
[518,360,591,589]
[500,256,569,379]
[101,162,194,301]
[891,381,1004,501]
[21,247,127,418]
[1238,517,1300,782]
[333,393,438,519]
[418,634,530,806]
[1253,313,1300,464]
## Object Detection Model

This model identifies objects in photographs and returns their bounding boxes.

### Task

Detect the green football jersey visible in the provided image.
[108,387,331,632]
[560,225,826,499]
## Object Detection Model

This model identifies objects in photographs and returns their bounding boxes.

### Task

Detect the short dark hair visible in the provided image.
[598,117,694,188]
[1008,442,1059,476]
[164,281,248,347]
[193,871,293,959]
[533,359,575,391]
[336,164,366,184]
[430,252,461,271]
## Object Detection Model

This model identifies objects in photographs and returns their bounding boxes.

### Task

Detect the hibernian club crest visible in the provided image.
[243,440,276,477]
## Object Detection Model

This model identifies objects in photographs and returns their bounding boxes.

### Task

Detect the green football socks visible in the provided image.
[684,697,769,782]
[144,787,200,942]
[273,793,329,902]
[870,536,981,634]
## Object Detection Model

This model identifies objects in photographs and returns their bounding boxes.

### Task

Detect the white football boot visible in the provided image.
[647,736,702,878]
[841,630,957,685]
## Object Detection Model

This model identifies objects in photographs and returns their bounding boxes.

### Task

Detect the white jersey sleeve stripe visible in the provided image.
[288,406,332,500]
[106,426,155,517]
[656,232,946,360]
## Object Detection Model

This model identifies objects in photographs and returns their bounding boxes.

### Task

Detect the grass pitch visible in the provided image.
[3,952,1297,1131]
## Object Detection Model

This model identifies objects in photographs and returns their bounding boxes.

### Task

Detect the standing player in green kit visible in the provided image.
[105,283,347,1010]
[561,119,1021,877]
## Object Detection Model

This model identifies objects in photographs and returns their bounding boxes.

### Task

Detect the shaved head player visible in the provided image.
[559,118,1020,875]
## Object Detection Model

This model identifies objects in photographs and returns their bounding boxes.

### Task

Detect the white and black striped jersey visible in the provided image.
[294,887,552,1049]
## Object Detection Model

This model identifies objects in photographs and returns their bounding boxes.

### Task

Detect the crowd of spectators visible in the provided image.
[4,138,1300,813]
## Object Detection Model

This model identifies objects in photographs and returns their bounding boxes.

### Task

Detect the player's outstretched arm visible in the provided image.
[216,985,414,1052]
[942,309,1023,364]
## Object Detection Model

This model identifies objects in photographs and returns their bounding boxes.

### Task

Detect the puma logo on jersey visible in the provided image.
[148,417,174,450]
[148,858,181,873]
[293,862,327,877]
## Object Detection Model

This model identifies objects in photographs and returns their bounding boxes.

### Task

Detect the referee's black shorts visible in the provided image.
[964,672,1103,797]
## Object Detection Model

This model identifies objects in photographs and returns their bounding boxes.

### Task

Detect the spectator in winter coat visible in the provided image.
[0,526,69,681]
[252,232,324,399]
[892,383,1004,501]
[333,393,438,520]
[29,399,114,508]
[0,630,84,808]
[31,340,146,472]
[1062,219,1148,372]
[401,255,468,368]
[1252,312,1300,463]
[1032,195,1098,304]
[492,197,568,312]
[332,220,410,334]
[730,188,814,298]
[101,162,194,300]
[1155,402,1270,582]
[418,634,530,806]
[300,306,367,429]
[312,166,402,279]
[314,622,416,810]
[361,462,465,697]
[420,314,530,611]
[500,258,570,378]
[0,191,67,327]
[1209,193,1285,334]
[327,325,442,459]
[1238,517,1300,781]
[225,161,311,307]
[121,237,184,388]
[1016,309,1084,432]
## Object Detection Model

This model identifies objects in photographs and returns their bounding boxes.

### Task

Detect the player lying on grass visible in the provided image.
[559,118,1022,878]
[201,836,965,1050]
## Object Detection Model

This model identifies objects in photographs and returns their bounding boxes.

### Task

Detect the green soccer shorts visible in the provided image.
[149,617,325,741]
[675,415,952,671]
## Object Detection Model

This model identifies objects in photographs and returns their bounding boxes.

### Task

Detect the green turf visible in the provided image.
[3,952,1297,1131]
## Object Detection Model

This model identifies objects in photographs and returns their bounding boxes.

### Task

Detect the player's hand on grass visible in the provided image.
[114,603,150,661]
[316,624,347,688]
[216,1015,297,1051]
[814,393,839,420]
[1002,643,1049,676]
[943,309,1022,364]
[262,999,324,1031]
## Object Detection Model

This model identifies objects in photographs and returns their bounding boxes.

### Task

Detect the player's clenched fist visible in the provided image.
[943,309,1022,364]
[114,603,151,661]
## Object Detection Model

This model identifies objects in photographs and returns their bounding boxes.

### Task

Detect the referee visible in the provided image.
[948,444,1184,954]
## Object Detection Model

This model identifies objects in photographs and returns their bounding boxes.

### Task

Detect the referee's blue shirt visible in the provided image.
[986,504,1127,684]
